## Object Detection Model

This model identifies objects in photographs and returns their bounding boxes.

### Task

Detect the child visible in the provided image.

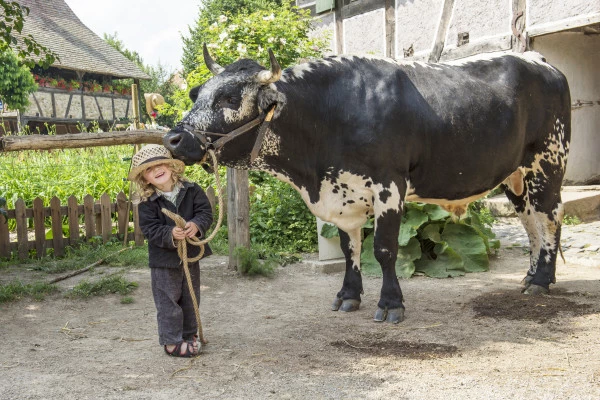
[129,144,213,358]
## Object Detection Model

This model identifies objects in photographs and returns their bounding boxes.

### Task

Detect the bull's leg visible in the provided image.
[332,228,363,312]
[505,180,564,294]
[504,120,569,294]
[372,201,405,323]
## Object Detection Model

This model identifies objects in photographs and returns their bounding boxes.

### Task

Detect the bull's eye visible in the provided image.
[218,96,241,109]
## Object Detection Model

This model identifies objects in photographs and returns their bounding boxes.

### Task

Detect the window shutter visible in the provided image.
[315,0,335,14]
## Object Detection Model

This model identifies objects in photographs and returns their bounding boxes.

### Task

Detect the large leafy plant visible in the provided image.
[321,203,499,278]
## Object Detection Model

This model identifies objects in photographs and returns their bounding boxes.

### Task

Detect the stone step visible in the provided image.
[482,185,600,222]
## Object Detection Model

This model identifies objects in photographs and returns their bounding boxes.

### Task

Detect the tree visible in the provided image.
[0,48,36,111]
[0,0,57,67]
[104,32,179,127]
[171,0,329,121]
[181,0,285,76]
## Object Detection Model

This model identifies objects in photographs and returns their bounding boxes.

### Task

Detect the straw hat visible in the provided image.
[144,93,165,117]
[128,144,185,181]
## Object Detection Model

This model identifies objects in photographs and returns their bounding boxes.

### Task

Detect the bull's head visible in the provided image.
[163,44,282,169]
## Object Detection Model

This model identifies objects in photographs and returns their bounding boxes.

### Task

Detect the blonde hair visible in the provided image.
[132,161,187,202]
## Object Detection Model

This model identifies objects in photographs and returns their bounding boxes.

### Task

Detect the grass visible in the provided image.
[0,241,147,304]
[0,280,58,302]
[0,241,149,274]
[67,275,139,299]
[563,215,582,226]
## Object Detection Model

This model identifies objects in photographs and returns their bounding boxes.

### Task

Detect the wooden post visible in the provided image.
[131,83,141,130]
[50,197,63,257]
[100,193,112,244]
[0,210,10,258]
[116,192,128,239]
[133,203,144,246]
[385,0,396,58]
[33,197,46,258]
[15,199,27,260]
[429,0,456,63]
[227,168,250,270]
[68,195,79,246]
[83,194,95,240]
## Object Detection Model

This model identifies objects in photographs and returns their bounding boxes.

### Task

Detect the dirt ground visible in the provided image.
[1,245,599,399]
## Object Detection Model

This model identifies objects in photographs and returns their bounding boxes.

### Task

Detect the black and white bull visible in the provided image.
[163,46,570,323]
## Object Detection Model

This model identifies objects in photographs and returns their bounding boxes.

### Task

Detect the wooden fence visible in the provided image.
[0,192,144,260]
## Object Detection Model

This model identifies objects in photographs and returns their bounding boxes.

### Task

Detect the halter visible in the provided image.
[176,105,276,164]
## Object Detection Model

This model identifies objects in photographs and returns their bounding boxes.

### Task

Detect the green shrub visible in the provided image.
[234,246,277,277]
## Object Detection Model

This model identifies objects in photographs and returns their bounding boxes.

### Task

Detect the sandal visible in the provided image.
[164,341,197,358]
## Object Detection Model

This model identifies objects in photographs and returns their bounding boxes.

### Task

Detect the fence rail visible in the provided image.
[0,192,144,260]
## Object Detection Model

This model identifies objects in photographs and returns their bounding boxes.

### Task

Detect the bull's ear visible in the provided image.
[189,86,200,103]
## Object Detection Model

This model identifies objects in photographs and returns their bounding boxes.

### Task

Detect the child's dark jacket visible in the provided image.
[138,181,213,268]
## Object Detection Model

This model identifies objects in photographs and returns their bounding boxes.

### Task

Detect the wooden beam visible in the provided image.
[0,130,165,152]
[428,0,455,63]
[385,0,396,58]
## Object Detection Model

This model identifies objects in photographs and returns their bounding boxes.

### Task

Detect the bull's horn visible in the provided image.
[203,43,224,75]
[256,49,282,84]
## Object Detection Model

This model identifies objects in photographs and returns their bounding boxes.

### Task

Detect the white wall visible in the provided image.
[532,32,600,184]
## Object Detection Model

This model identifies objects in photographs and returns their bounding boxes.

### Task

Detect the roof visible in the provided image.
[13,0,150,79]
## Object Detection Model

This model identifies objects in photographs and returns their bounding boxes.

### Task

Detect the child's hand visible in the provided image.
[172,227,186,241]
[184,222,199,238]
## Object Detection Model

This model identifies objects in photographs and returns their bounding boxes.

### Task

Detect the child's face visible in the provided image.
[142,163,174,192]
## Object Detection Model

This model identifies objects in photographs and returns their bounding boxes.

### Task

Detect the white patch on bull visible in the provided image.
[281,63,314,82]
[222,87,255,124]
[257,170,405,234]
[522,118,569,180]
[517,194,564,274]
[255,128,281,158]
[346,228,363,272]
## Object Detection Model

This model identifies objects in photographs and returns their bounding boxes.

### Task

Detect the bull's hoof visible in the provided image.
[522,284,549,295]
[339,299,361,312]
[374,307,405,323]
[386,308,405,324]
[331,297,343,311]
[332,297,360,311]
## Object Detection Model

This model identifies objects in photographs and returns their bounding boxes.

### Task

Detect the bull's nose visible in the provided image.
[163,131,182,150]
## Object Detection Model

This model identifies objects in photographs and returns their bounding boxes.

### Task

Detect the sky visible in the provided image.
[64,0,202,73]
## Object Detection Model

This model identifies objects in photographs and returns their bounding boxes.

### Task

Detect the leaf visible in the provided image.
[414,242,465,278]
[423,204,450,221]
[421,223,442,243]
[360,233,380,276]
[359,233,420,278]
[465,209,497,253]
[441,223,489,272]
[395,237,421,278]
[398,207,428,246]
[319,222,338,238]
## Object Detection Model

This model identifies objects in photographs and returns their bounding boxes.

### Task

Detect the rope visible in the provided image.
[160,149,224,349]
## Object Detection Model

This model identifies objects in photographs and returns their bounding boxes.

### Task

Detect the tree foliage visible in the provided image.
[0,0,57,67]
[168,0,329,123]
[181,0,285,76]
[0,48,36,111]
[103,32,179,127]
